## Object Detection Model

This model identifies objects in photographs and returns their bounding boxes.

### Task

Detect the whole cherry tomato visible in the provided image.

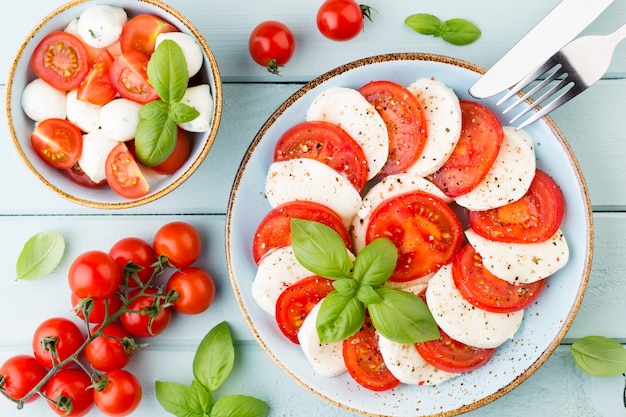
[71,293,123,324]
[94,369,142,417]
[0,355,47,402]
[153,222,202,268]
[109,237,158,287]
[84,323,136,372]
[44,368,94,417]
[317,0,373,41]
[248,20,295,74]
[166,267,216,315]
[68,250,122,299]
[120,287,172,338]
[32,317,84,369]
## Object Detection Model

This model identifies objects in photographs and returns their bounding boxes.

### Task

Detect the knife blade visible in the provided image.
[469,0,614,99]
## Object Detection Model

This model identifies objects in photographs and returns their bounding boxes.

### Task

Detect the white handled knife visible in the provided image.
[469,0,614,99]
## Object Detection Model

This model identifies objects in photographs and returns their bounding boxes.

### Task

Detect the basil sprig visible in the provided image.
[571,335,626,377]
[135,40,200,167]
[405,13,481,46]
[290,218,440,344]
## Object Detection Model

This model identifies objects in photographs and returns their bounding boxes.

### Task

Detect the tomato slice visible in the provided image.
[64,162,107,188]
[31,31,90,91]
[468,169,565,243]
[452,243,546,313]
[77,50,117,105]
[430,100,504,197]
[105,142,150,199]
[343,316,400,391]
[120,14,178,55]
[366,191,463,282]
[152,128,191,174]
[109,51,158,104]
[273,121,368,193]
[31,118,83,170]
[275,276,335,344]
[358,80,428,177]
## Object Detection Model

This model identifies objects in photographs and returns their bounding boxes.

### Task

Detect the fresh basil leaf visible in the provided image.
[139,100,169,122]
[135,116,178,167]
[169,101,200,124]
[352,238,396,286]
[333,278,357,297]
[316,291,365,343]
[16,231,65,281]
[193,321,235,391]
[290,219,352,280]
[356,284,382,305]
[155,381,213,417]
[210,395,269,417]
[191,380,214,415]
[571,336,626,377]
[404,13,442,36]
[148,39,190,104]
[368,288,440,344]
[440,18,481,46]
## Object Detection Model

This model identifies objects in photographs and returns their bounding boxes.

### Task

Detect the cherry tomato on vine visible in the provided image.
[109,237,158,287]
[317,0,374,41]
[71,293,123,324]
[68,250,122,299]
[0,355,47,402]
[94,369,142,417]
[166,267,216,315]
[32,317,84,369]
[44,368,94,417]
[153,221,202,268]
[248,20,295,75]
[120,287,172,338]
[84,323,135,372]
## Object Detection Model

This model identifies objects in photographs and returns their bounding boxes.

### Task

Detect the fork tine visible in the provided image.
[496,59,555,106]
[501,63,565,114]
[515,82,586,130]
[508,75,573,124]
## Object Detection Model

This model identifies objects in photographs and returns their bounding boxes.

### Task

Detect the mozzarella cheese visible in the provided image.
[306,87,388,179]
[66,89,101,133]
[100,98,142,141]
[156,32,204,78]
[426,265,524,349]
[21,78,66,122]
[265,158,362,227]
[178,84,214,132]
[455,126,536,210]
[405,78,462,176]
[77,5,127,48]
[465,228,569,284]
[78,129,119,183]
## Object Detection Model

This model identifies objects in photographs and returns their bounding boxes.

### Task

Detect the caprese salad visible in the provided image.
[21,4,213,199]
[250,75,569,391]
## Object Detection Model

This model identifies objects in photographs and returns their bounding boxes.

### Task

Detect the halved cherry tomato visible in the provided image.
[275,275,335,344]
[430,100,504,197]
[452,243,546,313]
[343,316,400,391]
[64,163,107,188]
[105,142,150,199]
[31,118,83,170]
[366,191,463,282]
[248,21,295,74]
[358,80,427,177]
[152,128,190,174]
[120,14,178,55]
[274,121,369,192]
[31,31,89,91]
[109,51,158,104]
[468,169,565,243]
[77,50,117,105]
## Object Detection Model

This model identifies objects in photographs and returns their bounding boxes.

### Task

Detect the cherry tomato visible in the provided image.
[32,317,84,369]
[31,118,83,170]
[317,0,372,41]
[273,121,369,192]
[105,142,151,199]
[109,50,158,104]
[84,323,135,372]
[120,287,172,338]
[152,128,190,174]
[68,250,122,299]
[71,293,123,324]
[44,368,94,417]
[31,31,89,91]
[0,355,47,402]
[153,221,202,268]
[120,14,178,55]
[76,50,117,105]
[94,369,142,417]
[468,169,565,243]
[109,237,158,287]
[64,162,107,188]
[166,267,216,315]
[248,20,295,75]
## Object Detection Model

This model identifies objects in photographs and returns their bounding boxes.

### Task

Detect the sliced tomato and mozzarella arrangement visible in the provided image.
[250,76,570,391]
[21,4,213,199]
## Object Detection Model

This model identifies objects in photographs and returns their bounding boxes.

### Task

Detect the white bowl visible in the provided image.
[226,53,593,416]
[5,0,222,209]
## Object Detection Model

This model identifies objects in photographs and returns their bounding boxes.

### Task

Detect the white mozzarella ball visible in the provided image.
[178,84,214,132]
[21,79,66,122]
[66,89,101,133]
[100,98,142,141]
[78,129,119,183]
[77,5,127,48]
[156,32,204,78]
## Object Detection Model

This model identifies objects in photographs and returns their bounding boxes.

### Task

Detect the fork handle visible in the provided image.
[608,23,626,48]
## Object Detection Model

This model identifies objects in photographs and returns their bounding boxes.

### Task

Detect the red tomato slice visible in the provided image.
[252,201,352,264]
[105,142,150,199]
[31,31,89,91]
[366,191,463,282]
[77,50,117,105]
[120,14,178,55]
[343,316,400,391]
[152,128,190,174]
[468,169,565,243]
[275,276,335,344]
[273,121,368,193]
[31,118,83,170]
[358,80,428,176]
[430,100,504,197]
[109,51,158,104]
[452,243,546,313]
[64,163,107,188]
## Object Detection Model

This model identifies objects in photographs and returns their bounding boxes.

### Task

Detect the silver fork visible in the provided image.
[497,23,626,130]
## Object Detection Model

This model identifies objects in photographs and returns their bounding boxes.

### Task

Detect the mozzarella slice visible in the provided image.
[21,79,66,122]
[426,265,524,349]
[78,129,119,183]
[156,32,204,78]
[178,84,214,132]
[455,126,536,210]
[306,87,388,179]
[465,228,569,284]
[297,302,347,378]
[100,98,142,141]
[377,334,456,386]
[77,5,127,48]
[266,158,362,227]
[66,89,101,133]
[405,78,462,176]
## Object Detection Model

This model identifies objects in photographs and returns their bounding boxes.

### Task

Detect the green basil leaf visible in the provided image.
[440,18,481,46]
[16,231,65,280]
[139,100,169,122]
[352,238,397,286]
[571,336,626,376]
[135,116,178,167]
[193,321,235,391]
[356,284,382,305]
[316,291,365,343]
[169,101,200,124]
[368,288,440,344]
[290,219,352,280]
[333,278,357,297]
[404,13,442,35]
[155,381,212,417]
[210,395,269,417]
[148,39,190,103]
[191,380,214,414]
